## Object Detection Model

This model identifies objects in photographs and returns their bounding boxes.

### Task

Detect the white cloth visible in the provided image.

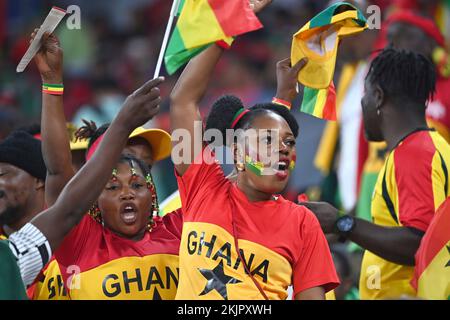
[337,62,367,211]
[8,223,52,287]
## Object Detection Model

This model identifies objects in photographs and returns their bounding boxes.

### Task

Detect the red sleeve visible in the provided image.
[175,146,226,217]
[54,214,97,267]
[394,138,437,232]
[292,210,339,296]
[162,209,184,240]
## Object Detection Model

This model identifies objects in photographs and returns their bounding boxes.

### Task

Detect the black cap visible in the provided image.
[0,131,46,181]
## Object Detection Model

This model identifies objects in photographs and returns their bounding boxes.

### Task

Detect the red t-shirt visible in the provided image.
[175,147,339,300]
[29,210,182,300]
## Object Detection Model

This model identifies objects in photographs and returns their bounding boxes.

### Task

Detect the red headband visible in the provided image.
[231,108,250,129]
[86,133,105,161]
[386,10,445,47]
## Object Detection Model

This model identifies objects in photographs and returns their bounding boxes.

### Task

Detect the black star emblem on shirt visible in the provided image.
[198,260,241,300]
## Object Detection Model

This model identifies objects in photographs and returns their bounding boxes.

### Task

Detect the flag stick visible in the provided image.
[153,0,181,78]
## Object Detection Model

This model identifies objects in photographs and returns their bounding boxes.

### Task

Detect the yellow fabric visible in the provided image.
[31,260,70,300]
[178,0,227,49]
[176,222,293,300]
[0,234,7,240]
[362,142,387,173]
[159,190,182,216]
[129,127,172,162]
[416,240,450,300]
[325,290,336,300]
[314,63,359,174]
[427,118,450,144]
[292,11,367,89]
[69,139,88,151]
[33,255,179,300]
[360,153,415,299]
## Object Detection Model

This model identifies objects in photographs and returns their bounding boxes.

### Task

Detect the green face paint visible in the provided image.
[245,155,265,176]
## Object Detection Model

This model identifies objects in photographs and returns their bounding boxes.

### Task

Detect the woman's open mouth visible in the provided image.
[119,202,138,225]
[273,158,290,180]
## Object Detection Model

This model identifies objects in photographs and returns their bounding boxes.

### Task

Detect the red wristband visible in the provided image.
[272,97,291,110]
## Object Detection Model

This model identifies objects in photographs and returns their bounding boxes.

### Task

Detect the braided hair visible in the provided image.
[366,48,436,112]
[74,120,110,154]
[204,95,299,146]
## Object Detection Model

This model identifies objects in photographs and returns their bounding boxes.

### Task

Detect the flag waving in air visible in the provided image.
[412,197,450,300]
[164,0,263,75]
[291,2,367,120]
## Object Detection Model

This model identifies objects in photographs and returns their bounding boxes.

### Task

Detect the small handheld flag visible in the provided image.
[164,0,263,75]
[291,2,367,120]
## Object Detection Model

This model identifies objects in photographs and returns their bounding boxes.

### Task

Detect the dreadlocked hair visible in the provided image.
[204,95,299,146]
[89,154,159,232]
[367,48,436,111]
[74,120,110,154]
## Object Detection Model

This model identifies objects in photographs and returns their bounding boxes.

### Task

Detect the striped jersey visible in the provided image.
[360,128,450,299]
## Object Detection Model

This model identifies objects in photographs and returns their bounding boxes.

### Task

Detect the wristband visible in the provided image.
[272,97,291,110]
[42,83,64,95]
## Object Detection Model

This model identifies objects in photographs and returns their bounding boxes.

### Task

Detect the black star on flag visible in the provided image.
[198,260,241,300]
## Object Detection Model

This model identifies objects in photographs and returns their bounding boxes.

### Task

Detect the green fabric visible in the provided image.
[348,171,379,253]
[301,87,319,115]
[345,287,360,300]
[0,240,28,300]
[164,24,210,75]
[309,2,361,29]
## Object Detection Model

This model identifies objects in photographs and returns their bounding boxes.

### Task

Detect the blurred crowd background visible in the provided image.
[1,0,449,299]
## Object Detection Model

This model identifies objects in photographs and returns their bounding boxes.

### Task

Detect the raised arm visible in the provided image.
[32,31,75,206]
[31,77,164,251]
[170,44,224,175]
[170,0,273,176]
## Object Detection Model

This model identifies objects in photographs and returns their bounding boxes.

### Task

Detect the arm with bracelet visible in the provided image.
[32,30,75,206]
[272,57,308,110]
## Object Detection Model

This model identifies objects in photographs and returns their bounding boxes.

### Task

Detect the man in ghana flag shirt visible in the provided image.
[301,48,450,299]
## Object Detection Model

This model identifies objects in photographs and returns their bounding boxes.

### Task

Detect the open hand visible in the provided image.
[115,77,165,132]
[249,0,272,13]
[275,58,307,103]
[32,29,63,83]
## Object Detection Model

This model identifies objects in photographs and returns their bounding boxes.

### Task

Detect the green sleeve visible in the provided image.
[0,240,28,300]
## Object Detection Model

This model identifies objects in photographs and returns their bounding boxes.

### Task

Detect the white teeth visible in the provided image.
[277,162,287,170]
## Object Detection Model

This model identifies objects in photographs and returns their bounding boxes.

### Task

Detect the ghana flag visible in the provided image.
[412,197,450,300]
[291,2,367,120]
[164,0,262,75]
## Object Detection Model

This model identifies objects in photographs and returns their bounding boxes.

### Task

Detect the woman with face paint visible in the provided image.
[169,2,339,301]
[27,32,182,300]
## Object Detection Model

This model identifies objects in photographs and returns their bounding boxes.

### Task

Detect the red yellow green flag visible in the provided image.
[164,0,262,75]
[291,2,367,120]
[412,197,450,300]
[301,82,337,120]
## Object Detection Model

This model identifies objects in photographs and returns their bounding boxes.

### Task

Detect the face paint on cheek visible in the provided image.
[289,160,296,171]
[289,155,297,171]
[245,155,265,176]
